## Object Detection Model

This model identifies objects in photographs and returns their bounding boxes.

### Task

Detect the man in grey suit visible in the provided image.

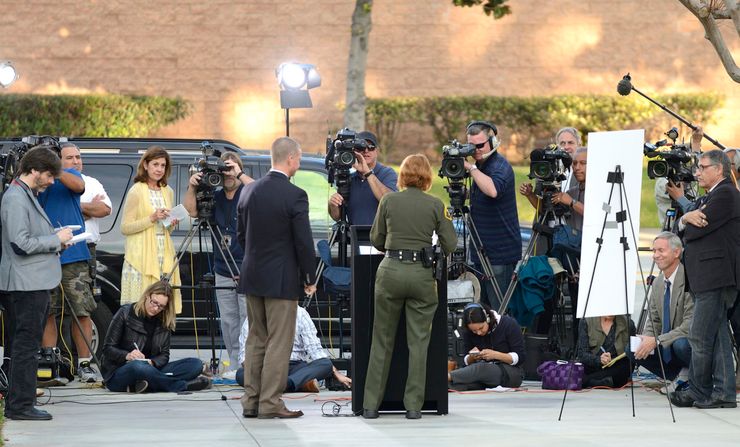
[237,137,317,419]
[0,147,73,421]
[634,232,693,381]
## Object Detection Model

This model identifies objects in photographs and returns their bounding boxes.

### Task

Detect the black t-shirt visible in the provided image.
[462,313,526,364]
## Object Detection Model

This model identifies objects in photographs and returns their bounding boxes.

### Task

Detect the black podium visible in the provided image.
[350,225,448,415]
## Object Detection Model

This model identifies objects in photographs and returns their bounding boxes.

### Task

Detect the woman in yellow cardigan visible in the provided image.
[120,146,182,313]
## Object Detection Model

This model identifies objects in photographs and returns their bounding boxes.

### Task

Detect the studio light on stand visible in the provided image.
[276,62,320,136]
[0,61,19,88]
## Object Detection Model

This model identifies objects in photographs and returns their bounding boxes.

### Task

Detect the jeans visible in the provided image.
[105,357,203,393]
[475,262,515,311]
[634,337,691,381]
[215,273,247,370]
[5,290,50,414]
[235,358,333,390]
[688,287,737,402]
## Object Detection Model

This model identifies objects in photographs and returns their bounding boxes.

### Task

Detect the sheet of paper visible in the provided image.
[162,204,189,228]
[69,232,92,245]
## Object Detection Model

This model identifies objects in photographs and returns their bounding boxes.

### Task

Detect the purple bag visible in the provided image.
[537,360,584,390]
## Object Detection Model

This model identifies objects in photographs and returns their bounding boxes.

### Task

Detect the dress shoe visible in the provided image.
[405,410,422,419]
[669,390,695,408]
[242,409,258,418]
[298,379,320,393]
[185,375,212,392]
[694,398,738,409]
[5,407,53,421]
[362,409,379,419]
[447,360,458,373]
[257,408,304,419]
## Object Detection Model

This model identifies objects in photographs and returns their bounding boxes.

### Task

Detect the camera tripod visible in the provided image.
[166,215,240,375]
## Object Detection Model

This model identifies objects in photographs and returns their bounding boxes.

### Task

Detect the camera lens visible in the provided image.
[338,150,356,167]
[441,159,465,179]
[648,160,668,178]
[206,172,223,187]
[531,162,553,179]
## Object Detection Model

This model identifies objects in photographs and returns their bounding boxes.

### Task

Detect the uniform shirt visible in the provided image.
[238,306,327,365]
[346,162,398,226]
[81,173,112,244]
[38,168,90,264]
[212,185,245,277]
[370,187,457,255]
[469,152,521,265]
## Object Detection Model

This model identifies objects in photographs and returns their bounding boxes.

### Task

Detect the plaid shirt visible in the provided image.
[238,306,327,365]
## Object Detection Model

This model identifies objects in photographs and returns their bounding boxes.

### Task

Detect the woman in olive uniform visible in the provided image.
[362,154,457,420]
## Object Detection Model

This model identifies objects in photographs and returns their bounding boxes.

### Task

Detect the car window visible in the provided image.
[82,163,133,234]
[292,169,332,240]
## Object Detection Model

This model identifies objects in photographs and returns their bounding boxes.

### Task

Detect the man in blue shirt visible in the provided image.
[463,122,521,311]
[184,151,254,378]
[328,131,397,226]
[38,143,98,383]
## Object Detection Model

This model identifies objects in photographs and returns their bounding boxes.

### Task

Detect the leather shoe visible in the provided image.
[242,409,258,418]
[5,408,53,421]
[258,408,304,419]
[694,398,738,409]
[362,409,379,419]
[298,379,320,393]
[669,390,695,408]
[405,410,422,419]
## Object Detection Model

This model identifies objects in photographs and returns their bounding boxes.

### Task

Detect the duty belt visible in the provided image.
[384,249,423,262]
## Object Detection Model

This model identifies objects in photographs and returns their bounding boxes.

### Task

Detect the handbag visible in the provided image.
[536,359,584,390]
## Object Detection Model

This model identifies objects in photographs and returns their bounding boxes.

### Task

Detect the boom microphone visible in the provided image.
[617,73,632,96]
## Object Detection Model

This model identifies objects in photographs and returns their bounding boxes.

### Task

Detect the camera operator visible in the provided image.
[655,127,704,226]
[555,127,582,192]
[0,147,73,421]
[327,131,397,226]
[183,151,253,378]
[464,122,521,310]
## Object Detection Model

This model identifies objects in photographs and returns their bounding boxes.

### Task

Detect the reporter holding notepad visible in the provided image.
[101,281,210,393]
[576,315,634,388]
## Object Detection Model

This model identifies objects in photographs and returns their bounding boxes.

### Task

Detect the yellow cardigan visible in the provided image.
[121,181,182,312]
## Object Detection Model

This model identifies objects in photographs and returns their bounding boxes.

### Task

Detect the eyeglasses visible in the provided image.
[148,296,167,311]
[473,142,487,149]
[355,145,376,153]
[697,163,717,172]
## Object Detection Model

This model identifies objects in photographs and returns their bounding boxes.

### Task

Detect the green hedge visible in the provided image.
[0,94,191,137]
[364,93,724,158]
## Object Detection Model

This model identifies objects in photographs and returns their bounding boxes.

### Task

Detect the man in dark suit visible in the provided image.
[237,137,317,419]
[671,149,739,409]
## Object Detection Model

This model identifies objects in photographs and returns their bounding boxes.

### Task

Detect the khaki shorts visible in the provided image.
[50,261,97,317]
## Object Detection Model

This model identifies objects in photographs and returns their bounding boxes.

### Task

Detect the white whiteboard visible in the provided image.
[577,129,644,318]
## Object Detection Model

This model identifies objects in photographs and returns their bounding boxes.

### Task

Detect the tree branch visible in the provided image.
[679,0,740,82]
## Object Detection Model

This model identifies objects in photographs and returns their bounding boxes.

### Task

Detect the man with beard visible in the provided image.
[184,151,254,378]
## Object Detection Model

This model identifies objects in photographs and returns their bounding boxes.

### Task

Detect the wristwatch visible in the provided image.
[469,165,478,172]
[363,169,374,179]
[236,171,245,180]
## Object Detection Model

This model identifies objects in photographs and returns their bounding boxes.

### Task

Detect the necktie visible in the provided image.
[661,280,672,363]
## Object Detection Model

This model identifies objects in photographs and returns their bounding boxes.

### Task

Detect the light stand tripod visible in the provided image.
[165,196,241,375]
[558,165,677,422]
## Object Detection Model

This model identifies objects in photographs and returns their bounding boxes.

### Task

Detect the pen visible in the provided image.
[600,346,607,354]
[134,342,141,352]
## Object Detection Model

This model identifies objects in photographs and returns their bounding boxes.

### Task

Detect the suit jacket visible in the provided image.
[236,171,316,299]
[683,177,740,293]
[0,179,63,291]
[643,263,693,347]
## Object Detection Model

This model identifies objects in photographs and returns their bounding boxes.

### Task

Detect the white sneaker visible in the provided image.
[221,370,237,381]
[78,361,98,383]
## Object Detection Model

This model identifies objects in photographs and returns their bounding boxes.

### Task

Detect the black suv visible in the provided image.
[0,137,334,359]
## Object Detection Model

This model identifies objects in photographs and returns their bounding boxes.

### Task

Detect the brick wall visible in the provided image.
[0,0,737,155]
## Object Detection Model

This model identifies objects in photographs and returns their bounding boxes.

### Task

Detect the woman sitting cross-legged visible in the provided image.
[102,281,211,393]
[576,315,634,388]
[448,303,526,391]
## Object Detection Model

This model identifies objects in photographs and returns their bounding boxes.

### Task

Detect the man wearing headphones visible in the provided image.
[464,122,521,311]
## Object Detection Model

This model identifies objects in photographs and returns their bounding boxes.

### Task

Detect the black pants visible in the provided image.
[5,290,50,414]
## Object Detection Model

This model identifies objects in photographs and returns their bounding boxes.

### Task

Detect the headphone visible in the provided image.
[463,302,491,325]
[466,120,501,152]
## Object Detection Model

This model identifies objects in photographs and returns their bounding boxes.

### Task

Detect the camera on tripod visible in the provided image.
[325,128,366,200]
[1,135,63,186]
[189,141,229,219]
[528,144,571,183]
[439,140,476,181]
[643,127,696,183]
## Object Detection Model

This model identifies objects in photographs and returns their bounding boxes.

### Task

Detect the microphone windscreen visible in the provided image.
[617,77,632,96]
[561,154,572,170]
[530,149,544,161]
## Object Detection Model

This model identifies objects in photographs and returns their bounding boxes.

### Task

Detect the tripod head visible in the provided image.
[445,180,468,217]
[194,185,216,221]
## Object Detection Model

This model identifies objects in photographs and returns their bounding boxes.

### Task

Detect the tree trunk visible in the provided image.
[344,0,373,130]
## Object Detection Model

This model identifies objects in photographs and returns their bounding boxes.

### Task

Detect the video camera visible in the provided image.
[1,135,63,187]
[528,144,573,218]
[643,127,696,184]
[439,140,476,181]
[325,128,366,200]
[188,141,229,220]
[528,144,572,183]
